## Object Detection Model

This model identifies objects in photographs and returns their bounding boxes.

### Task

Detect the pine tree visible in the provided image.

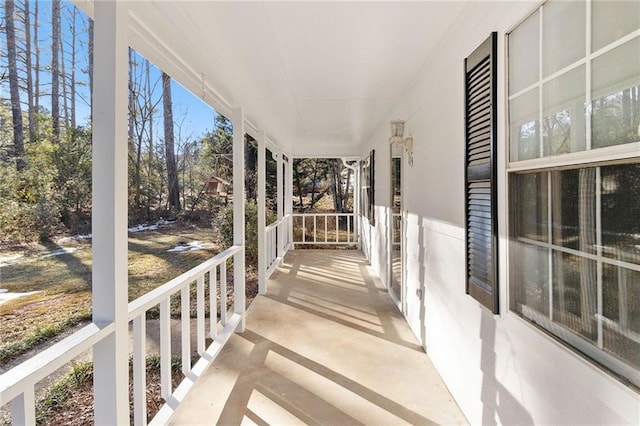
[162,71,181,213]
[51,0,60,142]
[4,0,25,170]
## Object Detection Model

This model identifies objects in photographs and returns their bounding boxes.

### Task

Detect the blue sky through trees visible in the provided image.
[0,0,218,141]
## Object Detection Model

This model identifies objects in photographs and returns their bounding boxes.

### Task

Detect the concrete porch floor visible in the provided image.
[170,250,467,425]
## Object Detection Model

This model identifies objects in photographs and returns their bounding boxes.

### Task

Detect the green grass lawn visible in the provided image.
[0,223,220,366]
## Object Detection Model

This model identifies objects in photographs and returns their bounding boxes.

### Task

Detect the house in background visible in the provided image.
[1,0,639,424]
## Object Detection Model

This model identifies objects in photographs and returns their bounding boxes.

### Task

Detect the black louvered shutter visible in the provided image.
[464,32,499,314]
[369,149,375,225]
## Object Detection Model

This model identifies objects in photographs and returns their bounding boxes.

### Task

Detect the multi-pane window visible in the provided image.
[360,150,375,225]
[508,0,640,387]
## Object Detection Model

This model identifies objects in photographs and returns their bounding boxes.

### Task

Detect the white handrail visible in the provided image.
[128,245,242,319]
[0,323,115,406]
[264,215,291,280]
[128,244,243,424]
[1,244,245,425]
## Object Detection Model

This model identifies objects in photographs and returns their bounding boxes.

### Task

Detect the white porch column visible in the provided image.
[354,161,361,248]
[91,2,129,424]
[287,155,294,244]
[276,148,284,259]
[232,107,246,332]
[257,131,266,295]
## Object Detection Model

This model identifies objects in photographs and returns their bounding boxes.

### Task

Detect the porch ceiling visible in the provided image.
[81,1,470,156]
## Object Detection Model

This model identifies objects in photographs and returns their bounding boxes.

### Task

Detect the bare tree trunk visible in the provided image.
[34,0,39,128]
[343,168,352,211]
[128,47,134,145]
[162,72,181,213]
[181,143,187,208]
[23,0,36,143]
[69,5,77,129]
[309,159,319,209]
[5,0,25,170]
[51,0,60,142]
[59,6,69,130]
[88,17,93,119]
[128,48,142,212]
[134,100,143,210]
[293,161,304,210]
[329,159,343,212]
[146,58,153,220]
[128,47,135,176]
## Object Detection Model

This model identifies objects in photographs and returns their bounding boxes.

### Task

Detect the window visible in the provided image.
[361,150,375,225]
[508,0,640,387]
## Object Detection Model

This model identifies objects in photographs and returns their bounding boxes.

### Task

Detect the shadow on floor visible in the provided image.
[170,250,467,425]
[217,329,438,426]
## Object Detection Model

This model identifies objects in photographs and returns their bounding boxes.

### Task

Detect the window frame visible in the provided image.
[506,0,640,389]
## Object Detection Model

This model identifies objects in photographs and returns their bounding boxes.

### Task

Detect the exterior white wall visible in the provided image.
[362,2,640,424]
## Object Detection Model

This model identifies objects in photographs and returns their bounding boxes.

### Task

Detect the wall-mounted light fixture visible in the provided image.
[389,119,413,166]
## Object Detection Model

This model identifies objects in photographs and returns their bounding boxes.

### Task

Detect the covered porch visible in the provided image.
[1,1,638,425]
[171,250,466,426]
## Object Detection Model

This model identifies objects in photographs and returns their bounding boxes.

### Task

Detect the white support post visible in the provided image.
[257,131,267,294]
[91,2,129,424]
[287,155,294,246]
[276,148,284,259]
[355,161,361,248]
[232,107,246,332]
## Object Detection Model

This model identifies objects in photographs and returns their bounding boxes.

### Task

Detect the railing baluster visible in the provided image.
[324,215,328,242]
[181,285,191,375]
[133,315,147,426]
[210,267,218,339]
[336,214,339,242]
[220,262,228,326]
[302,216,306,243]
[11,388,35,426]
[347,214,351,243]
[266,228,270,266]
[197,275,205,355]
[272,228,276,261]
[159,299,171,399]
[314,215,317,242]
[272,228,275,264]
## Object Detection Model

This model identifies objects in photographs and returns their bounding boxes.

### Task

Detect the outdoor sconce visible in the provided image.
[389,119,414,166]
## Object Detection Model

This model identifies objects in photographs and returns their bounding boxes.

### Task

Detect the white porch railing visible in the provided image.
[0,245,244,425]
[291,213,358,248]
[265,215,292,279]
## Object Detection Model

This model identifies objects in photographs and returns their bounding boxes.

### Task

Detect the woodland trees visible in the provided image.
[292,157,353,213]
[0,0,353,245]
[0,1,243,243]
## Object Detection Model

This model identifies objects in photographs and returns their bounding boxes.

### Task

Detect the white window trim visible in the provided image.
[504,0,640,389]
